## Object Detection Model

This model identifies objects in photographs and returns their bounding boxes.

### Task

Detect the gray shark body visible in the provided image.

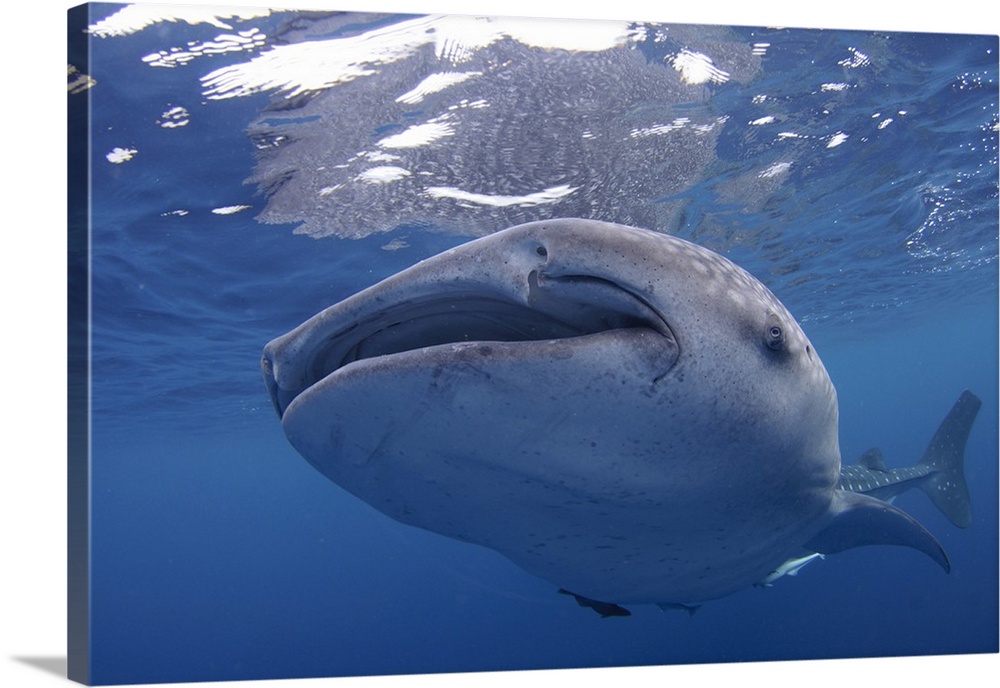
[263,219,954,609]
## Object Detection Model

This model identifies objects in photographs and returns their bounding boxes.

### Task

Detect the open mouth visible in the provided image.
[263,272,676,417]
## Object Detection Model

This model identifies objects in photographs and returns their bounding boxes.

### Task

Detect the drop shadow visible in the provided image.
[11,656,67,679]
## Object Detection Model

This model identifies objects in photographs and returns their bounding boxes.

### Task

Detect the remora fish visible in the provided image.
[756,553,826,587]
[262,218,959,612]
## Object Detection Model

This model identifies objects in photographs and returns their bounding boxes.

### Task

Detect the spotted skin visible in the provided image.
[837,390,980,528]
[263,219,959,611]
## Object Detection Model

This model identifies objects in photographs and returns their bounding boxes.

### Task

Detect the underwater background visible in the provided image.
[19,1,1000,686]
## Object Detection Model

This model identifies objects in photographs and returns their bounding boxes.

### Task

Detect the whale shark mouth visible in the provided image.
[263,273,677,418]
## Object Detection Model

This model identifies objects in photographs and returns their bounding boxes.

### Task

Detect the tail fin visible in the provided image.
[917,390,981,528]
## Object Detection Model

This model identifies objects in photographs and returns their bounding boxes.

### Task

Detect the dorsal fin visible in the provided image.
[856,447,888,472]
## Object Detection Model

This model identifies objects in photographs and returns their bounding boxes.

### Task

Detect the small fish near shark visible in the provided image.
[262,218,980,617]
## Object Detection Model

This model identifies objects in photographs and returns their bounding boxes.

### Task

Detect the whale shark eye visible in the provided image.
[765,314,785,351]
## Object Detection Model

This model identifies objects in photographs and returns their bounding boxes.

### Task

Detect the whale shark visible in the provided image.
[262,218,957,612]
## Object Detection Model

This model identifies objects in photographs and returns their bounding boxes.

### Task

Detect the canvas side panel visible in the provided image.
[67,4,94,685]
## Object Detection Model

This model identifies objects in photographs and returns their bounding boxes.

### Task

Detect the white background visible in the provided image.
[2,1,997,687]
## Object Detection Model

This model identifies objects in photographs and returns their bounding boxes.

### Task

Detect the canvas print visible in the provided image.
[67,3,999,685]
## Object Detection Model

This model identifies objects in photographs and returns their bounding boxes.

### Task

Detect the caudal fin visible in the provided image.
[917,390,980,528]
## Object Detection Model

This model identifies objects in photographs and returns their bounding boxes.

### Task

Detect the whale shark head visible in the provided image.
[262,218,946,604]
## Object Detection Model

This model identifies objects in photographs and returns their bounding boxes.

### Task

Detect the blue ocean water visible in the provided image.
[73,5,998,685]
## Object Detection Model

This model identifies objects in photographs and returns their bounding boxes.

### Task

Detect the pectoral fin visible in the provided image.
[804,490,950,572]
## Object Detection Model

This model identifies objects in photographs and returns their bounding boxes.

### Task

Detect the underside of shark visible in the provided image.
[262,219,972,615]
